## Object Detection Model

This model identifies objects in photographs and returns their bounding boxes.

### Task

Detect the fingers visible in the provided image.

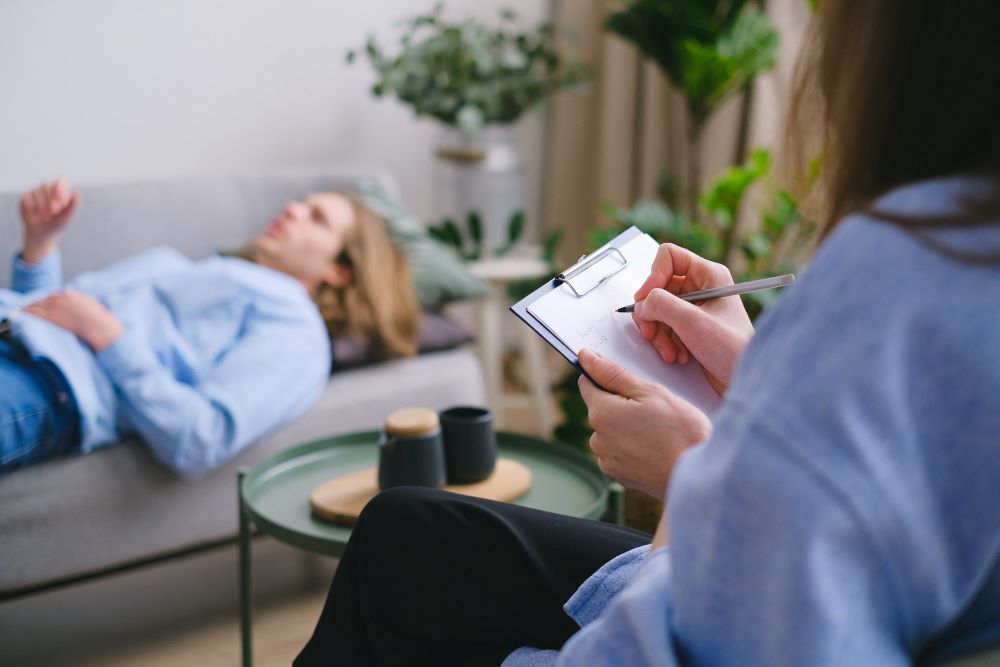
[51,178,69,215]
[634,243,735,303]
[578,348,646,399]
[28,189,45,219]
[21,178,75,223]
[650,326,677,363]
[22,295,56,319]
[45,181,58,214]
[56,192,80,225]
[577,369,604,406]
[671,330,690,364]
[634,243,703,301]
[634,244,679,302]
[633,315,657,341]
[635,288,706,340]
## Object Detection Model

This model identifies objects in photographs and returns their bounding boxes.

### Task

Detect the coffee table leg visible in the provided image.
[607,481,625,525]
[238,468,254,667]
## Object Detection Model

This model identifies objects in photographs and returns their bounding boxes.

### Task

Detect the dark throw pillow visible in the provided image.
[331,311,476,372]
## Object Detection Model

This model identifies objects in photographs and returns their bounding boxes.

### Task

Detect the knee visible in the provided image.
[355,486,451,542]
[359,485,449,522]
[348,487,463,578]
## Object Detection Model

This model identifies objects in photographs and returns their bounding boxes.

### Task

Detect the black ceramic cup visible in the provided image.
[439,406,497,484]
[378,408,446,490]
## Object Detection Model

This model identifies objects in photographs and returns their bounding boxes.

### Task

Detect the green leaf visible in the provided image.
[542,228,564,262]
[427,227,451,245]
[700,148,772,229]
[608,3,777,121]
[441,219,463,248]
[467,211,483,244]
[656,172,680,209]
[741,233,771,260]
[506,210,525,244]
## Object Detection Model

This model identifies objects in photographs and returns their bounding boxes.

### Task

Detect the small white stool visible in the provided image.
[468,253,557,435]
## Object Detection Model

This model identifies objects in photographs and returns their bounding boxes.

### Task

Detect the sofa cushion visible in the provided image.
[0,347,485,596]
[331,311,475,370]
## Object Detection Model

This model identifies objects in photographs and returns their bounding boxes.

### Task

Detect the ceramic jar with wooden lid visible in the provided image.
[378,407,446,490]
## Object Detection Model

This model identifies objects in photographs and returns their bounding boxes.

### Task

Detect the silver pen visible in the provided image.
[615,274,795,313]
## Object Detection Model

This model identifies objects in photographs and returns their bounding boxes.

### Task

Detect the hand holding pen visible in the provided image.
[627,245,788,394]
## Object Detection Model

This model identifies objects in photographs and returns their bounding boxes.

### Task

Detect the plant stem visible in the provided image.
[686,111,704,224]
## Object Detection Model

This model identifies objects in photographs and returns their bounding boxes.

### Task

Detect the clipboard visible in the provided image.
[510,226,642,374]
[510,226,722,415]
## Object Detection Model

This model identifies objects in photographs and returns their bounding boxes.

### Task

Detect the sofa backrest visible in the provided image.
[0,165,400,288]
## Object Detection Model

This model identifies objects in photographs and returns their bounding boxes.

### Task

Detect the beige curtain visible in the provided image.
[543,0,811,262]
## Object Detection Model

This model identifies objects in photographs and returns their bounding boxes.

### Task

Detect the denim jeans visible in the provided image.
[0,338,81,472]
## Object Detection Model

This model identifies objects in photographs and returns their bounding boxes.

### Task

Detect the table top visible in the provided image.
[240,430,609,557]
[468,253,550,283]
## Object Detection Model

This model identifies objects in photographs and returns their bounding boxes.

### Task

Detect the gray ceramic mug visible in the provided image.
[440,406,497,484]
[378,408,446,490]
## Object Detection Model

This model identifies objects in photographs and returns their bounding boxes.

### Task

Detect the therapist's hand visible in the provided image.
[632,243,754,394]
[24,291,124,352]
[578,348,711,501]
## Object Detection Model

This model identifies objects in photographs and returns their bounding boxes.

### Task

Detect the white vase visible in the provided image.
[433,124,526,256]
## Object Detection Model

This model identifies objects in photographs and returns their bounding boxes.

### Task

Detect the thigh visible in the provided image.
[315,486,650,665]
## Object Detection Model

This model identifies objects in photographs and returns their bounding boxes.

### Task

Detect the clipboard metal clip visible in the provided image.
[556,247,628,298]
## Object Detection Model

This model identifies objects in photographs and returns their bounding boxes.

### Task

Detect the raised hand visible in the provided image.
[577,348,712,501]
[19,178,80,264]
[23,291,124,352]
[631,243,754,394]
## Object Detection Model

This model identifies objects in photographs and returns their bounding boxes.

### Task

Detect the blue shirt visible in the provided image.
[1,247,330,476]
[505,177,1000,665]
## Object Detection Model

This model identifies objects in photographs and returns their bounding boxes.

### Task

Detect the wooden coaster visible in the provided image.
[309,458,533,527]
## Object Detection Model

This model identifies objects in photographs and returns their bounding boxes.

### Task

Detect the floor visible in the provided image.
[1,536,335,666]
[0,403,551,667]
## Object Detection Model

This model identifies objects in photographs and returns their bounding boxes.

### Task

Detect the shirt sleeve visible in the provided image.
[543,415,911,666]
[11,249,62,294]
[96,316,328,476]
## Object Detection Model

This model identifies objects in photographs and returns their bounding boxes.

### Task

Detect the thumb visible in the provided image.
[578,349,645,398]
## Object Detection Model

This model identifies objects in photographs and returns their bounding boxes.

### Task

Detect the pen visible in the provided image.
[615,274,795,313]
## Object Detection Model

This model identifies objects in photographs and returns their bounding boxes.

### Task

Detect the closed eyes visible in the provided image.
[310,206,331,227]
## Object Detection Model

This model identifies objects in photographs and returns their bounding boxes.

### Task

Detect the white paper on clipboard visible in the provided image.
[527,232,722,416]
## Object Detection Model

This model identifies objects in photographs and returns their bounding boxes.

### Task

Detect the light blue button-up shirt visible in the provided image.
[505,177,1000,665]
[1,247,329,475]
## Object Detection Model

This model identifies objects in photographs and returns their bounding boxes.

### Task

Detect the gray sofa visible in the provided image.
[0,166,485,600]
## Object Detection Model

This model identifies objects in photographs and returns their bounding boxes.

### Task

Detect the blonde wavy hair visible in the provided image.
[313,194,421,360]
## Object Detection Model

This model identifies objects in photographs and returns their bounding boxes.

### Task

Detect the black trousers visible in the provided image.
[295,486,650,667]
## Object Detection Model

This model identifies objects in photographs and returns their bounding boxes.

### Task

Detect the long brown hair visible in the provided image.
[785,2,1000,240]
[313,195,421,359]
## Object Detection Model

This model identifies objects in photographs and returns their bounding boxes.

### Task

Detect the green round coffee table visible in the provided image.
[237,430,617,667]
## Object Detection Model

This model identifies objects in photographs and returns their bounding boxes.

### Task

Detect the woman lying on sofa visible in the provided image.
[0,178,420,475]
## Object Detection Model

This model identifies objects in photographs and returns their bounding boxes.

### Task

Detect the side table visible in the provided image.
[467,253,557,435]
[237,430,620,667]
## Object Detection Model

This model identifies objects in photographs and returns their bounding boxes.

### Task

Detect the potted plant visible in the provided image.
[605,0,779,223]
[350,4,588,137]
[350,4,588,253]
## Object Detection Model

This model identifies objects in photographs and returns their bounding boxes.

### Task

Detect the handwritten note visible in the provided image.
[527,233,722,415]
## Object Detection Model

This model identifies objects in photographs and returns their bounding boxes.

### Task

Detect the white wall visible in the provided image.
[0,0,551,234]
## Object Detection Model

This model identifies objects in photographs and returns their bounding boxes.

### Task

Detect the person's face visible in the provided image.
[252,193,355,290]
